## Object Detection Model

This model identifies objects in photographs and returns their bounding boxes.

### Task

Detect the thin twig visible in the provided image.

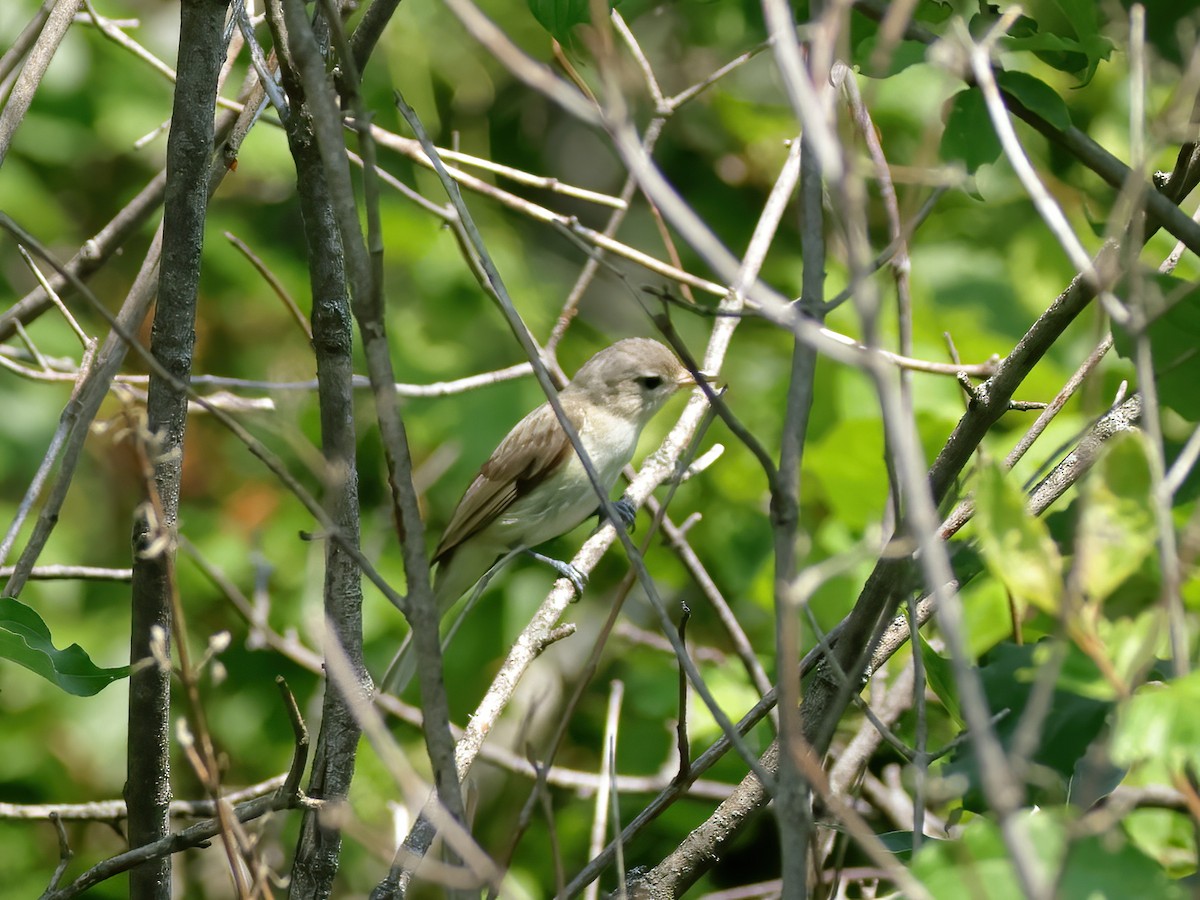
[583,680,625,900]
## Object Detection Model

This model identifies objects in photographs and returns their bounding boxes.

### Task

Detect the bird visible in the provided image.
[433,336,695,606]
[382,337,695,693]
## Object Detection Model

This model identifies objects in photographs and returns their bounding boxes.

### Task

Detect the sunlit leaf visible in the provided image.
[1113,671,1200,774]
[998,0,1114,83]
[915,807,1182,899]
[1076,431,1158,601]
[975,461,1063,614]
[920,635,965,728]
[914,812,1057,900]
[1094,610,1167,690]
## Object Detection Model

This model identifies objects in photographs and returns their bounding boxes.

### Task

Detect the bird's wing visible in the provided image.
[433,402,572,563]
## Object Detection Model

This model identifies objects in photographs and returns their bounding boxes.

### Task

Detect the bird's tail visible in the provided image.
[378,546,516,695]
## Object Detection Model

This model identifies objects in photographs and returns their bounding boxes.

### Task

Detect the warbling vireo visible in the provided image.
[432,336,694,606]
[381,338,694,694]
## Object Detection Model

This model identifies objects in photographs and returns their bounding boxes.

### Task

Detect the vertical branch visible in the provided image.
[773,131,825,896]
[264,8,366,894]
[768,3,843,890]
[348,0,404,73]
[835,63,930,853]
[125,2,230,897]
[268,0,466,879]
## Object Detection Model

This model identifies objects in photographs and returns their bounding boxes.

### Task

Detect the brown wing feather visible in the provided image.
[433,402,572,562]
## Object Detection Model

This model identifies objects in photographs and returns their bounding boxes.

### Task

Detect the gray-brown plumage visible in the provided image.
[432,337,693,607]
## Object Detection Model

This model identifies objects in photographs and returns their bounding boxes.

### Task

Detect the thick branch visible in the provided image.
[268,6,367,894]
[126,2,229,896]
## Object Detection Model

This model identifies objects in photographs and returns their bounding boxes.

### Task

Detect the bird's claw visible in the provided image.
[612,496,638,532]
[525,550,587,600]
[594,496,638,534]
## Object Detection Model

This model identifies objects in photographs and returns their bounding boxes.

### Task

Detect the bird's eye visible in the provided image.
[637,375,664,390]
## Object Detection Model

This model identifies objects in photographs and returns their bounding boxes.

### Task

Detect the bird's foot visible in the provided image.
[525,550,587,599]
[593,495,638,534]
[612,495,638,532]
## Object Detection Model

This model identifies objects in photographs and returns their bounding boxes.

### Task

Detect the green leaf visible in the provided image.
[974,460,1063,614]
[920,635,965,728]
[1112,671,1200,775]
[877,830,935,861]
[1000,32,1086,79]
[1049,0,1108,55]
[944,642,1113,811]
[998,0,1114,84]
[853,36,929,78]
[939,88,1001,175]
[1059,822,1183,898]
[528,0,593,42]
[916,806,1182,899]
[1094,610,1167,690]
[914,813,1053,900]
[995,70,1071,131]
[1112,275,1200,422]
[0,596,130,696]
[1076,431,1158,601]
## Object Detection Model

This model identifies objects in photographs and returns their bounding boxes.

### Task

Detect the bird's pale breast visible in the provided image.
[494,406,639,548]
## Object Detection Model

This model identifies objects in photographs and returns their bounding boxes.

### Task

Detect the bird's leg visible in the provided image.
[524,549,587,598]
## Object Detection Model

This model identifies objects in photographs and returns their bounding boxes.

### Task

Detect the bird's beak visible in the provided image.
[679,369,718,389]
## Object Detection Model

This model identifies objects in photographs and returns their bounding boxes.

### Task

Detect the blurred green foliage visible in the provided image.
[1,0,1199,895]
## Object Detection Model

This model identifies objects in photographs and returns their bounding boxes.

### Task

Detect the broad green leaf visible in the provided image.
[1001,31,1086,67]
[1049,0,1108,58]
[915,807,1182,899]
[1076,431,1158,601]
[528,0,592,42]
[995,70,1071,131]
[1058,823,1183,898]
[853,36,929,78]
[914,812,1058,900]
[1112,671,1200,774]
[939,88,1001,175]
[0,597,130,696]
[1124,806,1198,877]
[961,574,1018,658]
[877,830,936,861]
[1094,610,1167,691]
[989,643,1112,776]
[1112,275,1200,422]
[999,0,1113,83]
[919,635,965,728]
[945,642,1112,811]
[974,461,1063,614]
